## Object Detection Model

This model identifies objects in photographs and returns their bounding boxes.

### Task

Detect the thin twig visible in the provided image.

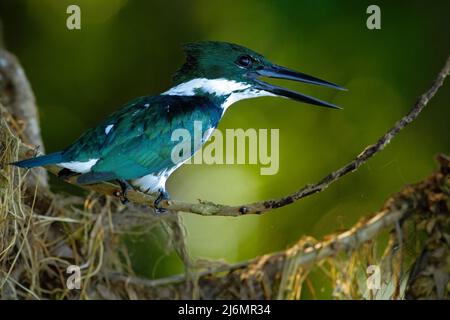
[20,56,450,216]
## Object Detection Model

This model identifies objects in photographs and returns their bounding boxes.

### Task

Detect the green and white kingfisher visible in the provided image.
[13,41,345,210]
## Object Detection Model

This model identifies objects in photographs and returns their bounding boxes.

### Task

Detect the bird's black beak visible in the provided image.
[254,64,346,109]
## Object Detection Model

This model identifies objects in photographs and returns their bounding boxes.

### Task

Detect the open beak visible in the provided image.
[254,64,346,109]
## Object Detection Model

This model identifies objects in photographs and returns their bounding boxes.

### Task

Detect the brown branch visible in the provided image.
[21,55,450,216]
[106,156,450,299]
[109,208,408,292]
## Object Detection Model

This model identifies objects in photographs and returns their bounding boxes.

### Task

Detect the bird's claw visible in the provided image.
[154,189,170,214]
[114,189,129,204]
[116,179,131,205]
[119,194,129,205]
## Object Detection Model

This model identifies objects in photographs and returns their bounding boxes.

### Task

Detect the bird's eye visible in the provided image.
[236,55,253,68]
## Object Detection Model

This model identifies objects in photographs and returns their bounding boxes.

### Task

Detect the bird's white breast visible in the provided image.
[131,167,176,193]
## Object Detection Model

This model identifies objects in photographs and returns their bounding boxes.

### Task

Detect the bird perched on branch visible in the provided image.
[12,41,345,211]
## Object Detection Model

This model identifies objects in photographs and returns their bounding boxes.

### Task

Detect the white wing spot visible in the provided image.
[105,124,114,135]
[144,103,150,108]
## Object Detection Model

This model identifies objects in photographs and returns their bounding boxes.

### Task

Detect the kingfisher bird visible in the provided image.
[13,41,345,210]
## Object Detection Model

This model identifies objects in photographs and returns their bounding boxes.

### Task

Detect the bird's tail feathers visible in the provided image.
[11,151,64,169]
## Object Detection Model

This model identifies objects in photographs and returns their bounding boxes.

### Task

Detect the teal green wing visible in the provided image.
[65,95,222,183]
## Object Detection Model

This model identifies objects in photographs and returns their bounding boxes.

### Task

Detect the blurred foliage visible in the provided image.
[0,0,449,298]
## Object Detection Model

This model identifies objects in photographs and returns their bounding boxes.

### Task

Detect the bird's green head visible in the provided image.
[167,41,345,109]
[173,41,267,84]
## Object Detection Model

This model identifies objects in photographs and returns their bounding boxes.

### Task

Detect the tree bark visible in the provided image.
[0,49,48,189]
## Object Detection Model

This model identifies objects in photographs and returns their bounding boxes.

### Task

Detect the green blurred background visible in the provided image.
[1,0,449,297]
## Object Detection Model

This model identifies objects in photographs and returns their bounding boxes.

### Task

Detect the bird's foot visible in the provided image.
[116,179,132,205]
[154,189,170,214]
